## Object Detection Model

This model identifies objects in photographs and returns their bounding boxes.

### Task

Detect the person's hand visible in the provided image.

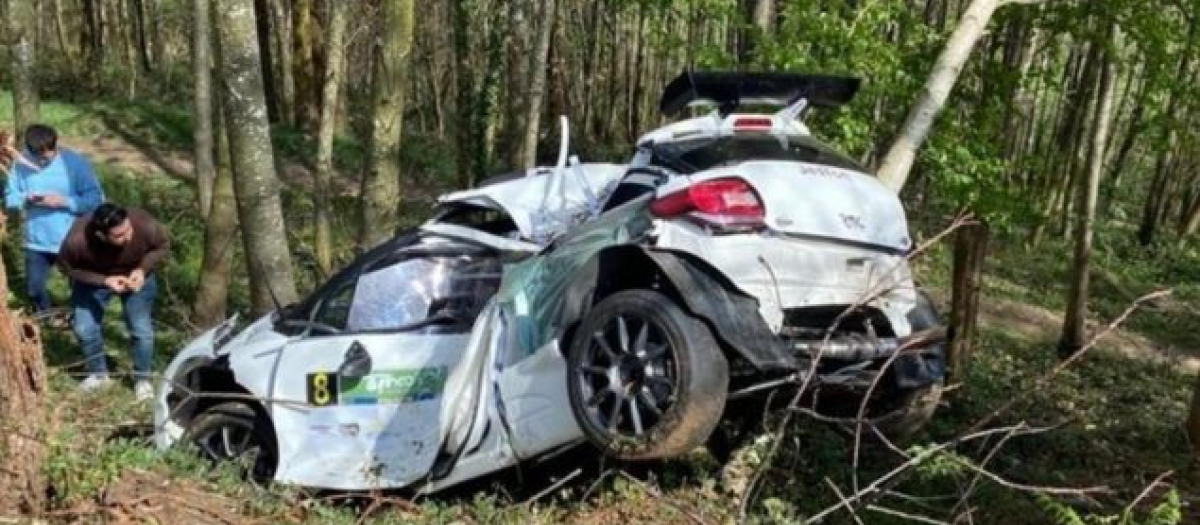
[126,269,145,292]
[104,276,129,293]
[39,193,66,208]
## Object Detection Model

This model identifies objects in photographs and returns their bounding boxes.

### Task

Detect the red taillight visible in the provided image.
[650,177,765,229]
[732,117,773,132]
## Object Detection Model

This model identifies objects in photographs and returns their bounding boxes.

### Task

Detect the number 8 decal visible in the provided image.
[307,372,340,406]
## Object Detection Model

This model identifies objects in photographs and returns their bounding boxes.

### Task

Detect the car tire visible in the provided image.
[182,401,277,483]
[567,290,729,460]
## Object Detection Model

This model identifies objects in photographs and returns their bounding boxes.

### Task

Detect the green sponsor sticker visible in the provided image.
[338,367,449,405]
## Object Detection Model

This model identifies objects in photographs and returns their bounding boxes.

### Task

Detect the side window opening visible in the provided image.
[344,255,502,333]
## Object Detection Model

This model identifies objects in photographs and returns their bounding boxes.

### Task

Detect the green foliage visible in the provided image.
[1036,490,1182,525]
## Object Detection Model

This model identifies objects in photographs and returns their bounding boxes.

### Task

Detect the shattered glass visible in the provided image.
[347,256,502,332]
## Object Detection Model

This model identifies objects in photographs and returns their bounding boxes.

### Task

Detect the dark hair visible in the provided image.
[89,203,128,234]
[24,124,58,154]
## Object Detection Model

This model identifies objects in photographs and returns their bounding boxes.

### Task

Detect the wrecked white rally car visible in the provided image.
[154,71,946,491]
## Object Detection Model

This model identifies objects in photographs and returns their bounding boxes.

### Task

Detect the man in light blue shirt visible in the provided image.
[4,124,104,315]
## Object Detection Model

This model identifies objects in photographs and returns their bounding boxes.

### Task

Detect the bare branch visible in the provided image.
[1123,471,1174,516]
[617,472,713,525]
[866,504,952,524]
[805,423,1054,523]
[824,477,866,525]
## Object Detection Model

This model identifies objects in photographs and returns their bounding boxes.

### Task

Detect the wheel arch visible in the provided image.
[165,356,278,453]
[557,245,796,373]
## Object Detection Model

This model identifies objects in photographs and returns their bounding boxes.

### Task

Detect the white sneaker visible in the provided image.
[134,380,154,401]
[79,374,113,392]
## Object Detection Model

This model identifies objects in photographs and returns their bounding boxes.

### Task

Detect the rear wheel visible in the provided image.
[182,402,276,482]
[567,290,729,460]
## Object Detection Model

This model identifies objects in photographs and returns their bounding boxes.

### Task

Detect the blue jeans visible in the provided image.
[72,275,157,380]
[24,249,58,313]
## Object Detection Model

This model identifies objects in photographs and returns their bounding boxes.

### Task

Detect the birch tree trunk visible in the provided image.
[517,0,556,170]
[876,0,1014,192]
[314,0,347,274]
[193,0,216,217]
[214,0,299,315]
[1059,31,1119,357]
[9,0,40,139]
[358,0,414,249]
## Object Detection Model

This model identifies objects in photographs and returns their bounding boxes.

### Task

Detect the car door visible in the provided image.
[269,254,481,490]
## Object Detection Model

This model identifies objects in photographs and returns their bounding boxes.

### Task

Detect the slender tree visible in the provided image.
[358,0,415,249]
[314,0,348,273]
[253,0,280,123]
[291,0,321,128]
[193,0,216,217]
[193,106,240,328]
[213,0,299,315]
[1059,28,1120,357]
[9,0,40,138]
[517,0,556,170]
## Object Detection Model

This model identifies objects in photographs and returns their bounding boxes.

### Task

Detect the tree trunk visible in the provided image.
[291,0,321,129]
[82,0,105,67]
[358,0,414,249]
[1059,30,1118,357]
[272,0,295,126]
[738,0,773,64]
[0,232,46,515]
[947,221,988,382]
[1186,372,1200,457]
[192,108,239,329]
[253,0,280,123]
[517,0,556,170]
[314,0,347,274]
[10,0,40,139]
[876,0,1008,193]
[214,0,299,316]
[193,0,216,217]
[52,0,73,63]
[131,0,152,71]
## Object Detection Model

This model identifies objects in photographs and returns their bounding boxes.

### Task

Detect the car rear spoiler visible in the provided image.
[659,71,862,116]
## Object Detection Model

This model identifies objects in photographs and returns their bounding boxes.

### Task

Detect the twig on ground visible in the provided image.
[1122,471,1173,517]
[824,477,866,525]
[617,472,712,525]
[522,468,583,507]
[865,504,951,525]
[804,423,1053,523]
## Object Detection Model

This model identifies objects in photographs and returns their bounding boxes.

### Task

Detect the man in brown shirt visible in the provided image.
[58,203,170,400]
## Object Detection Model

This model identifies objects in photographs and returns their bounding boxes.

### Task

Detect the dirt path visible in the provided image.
[61,133,331,193]
[63,134,193,179]
[928,288,1200,373]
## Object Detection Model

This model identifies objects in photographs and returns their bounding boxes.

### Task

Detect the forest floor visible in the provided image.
[4,95,1200,524]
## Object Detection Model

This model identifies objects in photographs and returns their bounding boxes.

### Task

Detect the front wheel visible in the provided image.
[182,402,277,483]
[567,290,729,460]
